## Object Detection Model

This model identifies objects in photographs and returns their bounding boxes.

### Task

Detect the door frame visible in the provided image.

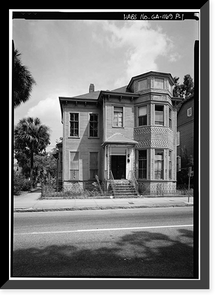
[111,155,126,179]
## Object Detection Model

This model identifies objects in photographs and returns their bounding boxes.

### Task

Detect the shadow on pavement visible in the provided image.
[13,229,195,278]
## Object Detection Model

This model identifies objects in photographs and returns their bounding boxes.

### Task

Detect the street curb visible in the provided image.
[14,203,193,213]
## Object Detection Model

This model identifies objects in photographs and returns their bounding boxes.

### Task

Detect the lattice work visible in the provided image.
[151,139,168,148]
[134,126,173,149]
[135,140,151,149]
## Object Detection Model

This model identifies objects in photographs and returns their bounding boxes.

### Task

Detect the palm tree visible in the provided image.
[14,117,50,189]
[13,47,36,108]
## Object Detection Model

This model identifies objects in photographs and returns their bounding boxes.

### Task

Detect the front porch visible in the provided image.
[102,133,138,181]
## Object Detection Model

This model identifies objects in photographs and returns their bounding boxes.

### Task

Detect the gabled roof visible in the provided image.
[102,133,138,147]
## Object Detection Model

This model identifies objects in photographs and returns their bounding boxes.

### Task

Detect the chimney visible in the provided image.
[89,83,95,93]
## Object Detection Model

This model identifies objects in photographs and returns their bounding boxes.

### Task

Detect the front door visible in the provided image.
[111,155,126,179]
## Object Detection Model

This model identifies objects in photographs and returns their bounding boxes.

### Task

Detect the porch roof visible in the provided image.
[102,133,138,147]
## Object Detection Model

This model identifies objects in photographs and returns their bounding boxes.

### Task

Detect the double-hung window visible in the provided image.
[113,107,123,127]
[138,150,147,179]
[169,108,172,128]
[70,151,79,180]
[138,106,147,126]
[155,149,164,179]
[90,152,98,179]
[89,113,98,137]
[169,150,172,179]
[70,113,79,137]
[155,105,164,126]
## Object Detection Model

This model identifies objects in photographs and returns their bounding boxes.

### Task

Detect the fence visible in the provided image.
[138,182,193,197]
[41,175,194,198]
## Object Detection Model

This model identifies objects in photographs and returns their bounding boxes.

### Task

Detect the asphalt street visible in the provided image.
[13,207,195,278]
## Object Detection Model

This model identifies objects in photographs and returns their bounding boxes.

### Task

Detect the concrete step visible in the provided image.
[114,190,137,194]
[113,180,131,186]
[110,180,139,197]
[114,188,138,196]
[114,186,136,190]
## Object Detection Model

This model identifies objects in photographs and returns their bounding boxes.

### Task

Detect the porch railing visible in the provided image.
[128,170,139,196]
[109,170,116,196]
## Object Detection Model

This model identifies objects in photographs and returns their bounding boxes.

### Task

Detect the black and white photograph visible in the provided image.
[4,5,210,290]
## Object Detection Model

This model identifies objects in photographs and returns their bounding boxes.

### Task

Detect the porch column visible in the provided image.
[126,147,135,179]
[104,145,109,180]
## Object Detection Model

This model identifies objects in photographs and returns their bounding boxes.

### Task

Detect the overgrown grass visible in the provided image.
[41,183,108,199]
[41,182,193,199]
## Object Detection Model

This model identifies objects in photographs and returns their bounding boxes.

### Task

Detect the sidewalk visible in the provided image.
[13,191,194,212]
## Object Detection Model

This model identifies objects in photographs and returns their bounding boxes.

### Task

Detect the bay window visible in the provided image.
[155,149,164,179]
[138,150,147,179]
[138,106,147,126]
[155,105,164,126]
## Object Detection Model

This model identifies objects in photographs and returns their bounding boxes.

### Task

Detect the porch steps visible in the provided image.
[111,180,139,197]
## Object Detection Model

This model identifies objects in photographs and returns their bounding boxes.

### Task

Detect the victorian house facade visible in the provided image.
[59,71,180,194]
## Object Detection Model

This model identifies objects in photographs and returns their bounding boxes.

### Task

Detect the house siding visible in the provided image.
[105,100,135,140]
[62,103,102,186]
[177,97,194,159]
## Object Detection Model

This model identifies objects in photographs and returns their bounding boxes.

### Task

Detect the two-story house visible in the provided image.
[177,95,194,186]
[59,71,180,195]
[177,95,194,160]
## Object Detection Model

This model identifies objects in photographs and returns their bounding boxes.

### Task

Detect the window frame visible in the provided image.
[138,150,147,179]
[168,150,172,180]
[69,151,79,180]
[155,105,164,126]
[113,106,123,128]
[169,107,172,129]
[69,112,80,138]
[138,106,147,126]
[89,152,99,180]
[154,149,164,180]
[89,113,99,138]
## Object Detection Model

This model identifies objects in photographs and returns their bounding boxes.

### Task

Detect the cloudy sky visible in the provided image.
[12,13,199,150]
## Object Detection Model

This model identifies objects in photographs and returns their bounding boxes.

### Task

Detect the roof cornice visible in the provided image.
[127,71,175,91]
[98,90,139,102]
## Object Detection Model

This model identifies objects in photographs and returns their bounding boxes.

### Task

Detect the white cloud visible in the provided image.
[169,52,182,62]
[26,96,62,149]
[93,21,179,86]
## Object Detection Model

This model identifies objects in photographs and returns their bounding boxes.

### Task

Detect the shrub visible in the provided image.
[14,174,23,195]
[21,178,32,191]
[14,173,31,195]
